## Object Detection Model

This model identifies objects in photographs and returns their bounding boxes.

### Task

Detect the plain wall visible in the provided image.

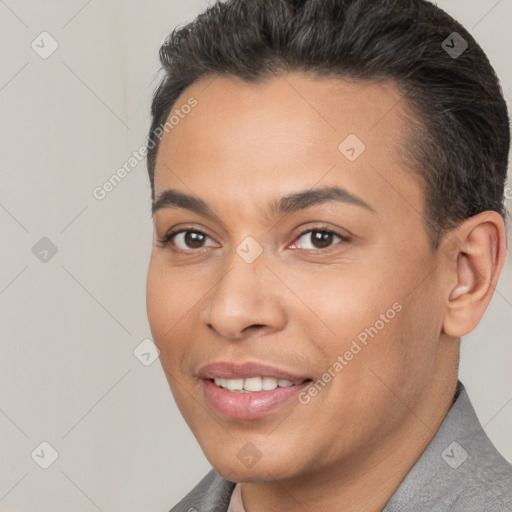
[0,1,510,510]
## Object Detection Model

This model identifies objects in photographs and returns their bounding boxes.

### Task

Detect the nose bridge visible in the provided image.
[200,245,286,340]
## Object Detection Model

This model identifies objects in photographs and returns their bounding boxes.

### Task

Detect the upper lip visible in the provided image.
[197,361,311,382]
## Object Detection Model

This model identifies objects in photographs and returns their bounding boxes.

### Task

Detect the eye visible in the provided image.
[157,225,349,253]
[290,227,349,251]
[157,229,217,251]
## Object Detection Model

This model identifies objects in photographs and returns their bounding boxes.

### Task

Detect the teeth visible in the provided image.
[213,376,298,392]
[226,379,243,391]
[262,377,278,390]
[244,377,263,392]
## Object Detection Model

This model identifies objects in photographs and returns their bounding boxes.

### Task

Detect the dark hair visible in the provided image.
[147,0,510,248]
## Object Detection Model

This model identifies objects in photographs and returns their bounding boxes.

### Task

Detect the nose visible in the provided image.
[199,251,287,341]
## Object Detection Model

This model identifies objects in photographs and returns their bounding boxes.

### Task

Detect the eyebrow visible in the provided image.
[151,185,374,219]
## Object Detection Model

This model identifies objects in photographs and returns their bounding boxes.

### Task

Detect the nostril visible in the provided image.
[247,324,265,330]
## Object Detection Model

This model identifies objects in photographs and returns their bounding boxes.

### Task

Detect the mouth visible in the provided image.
[198,361,313,420]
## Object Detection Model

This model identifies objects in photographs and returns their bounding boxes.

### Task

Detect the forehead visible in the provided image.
[153,72,422,222]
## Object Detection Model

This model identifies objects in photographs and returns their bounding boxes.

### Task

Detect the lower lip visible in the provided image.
[202,379,311,420]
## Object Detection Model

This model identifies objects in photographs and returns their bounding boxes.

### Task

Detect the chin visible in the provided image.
[211,460,289,484]
[200,440,286,479]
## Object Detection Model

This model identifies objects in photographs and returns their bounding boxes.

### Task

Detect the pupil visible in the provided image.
[312,231,332,248]
[186,231,205,248]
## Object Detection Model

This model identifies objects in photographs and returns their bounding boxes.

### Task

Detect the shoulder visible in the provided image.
[446,433,512,511]
[385,382,512,512]
[169,468,236,512]
[444,386,512,511]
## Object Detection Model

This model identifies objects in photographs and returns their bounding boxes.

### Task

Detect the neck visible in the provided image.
[239,339,459,512]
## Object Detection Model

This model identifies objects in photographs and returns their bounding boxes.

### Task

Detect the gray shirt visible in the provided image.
[170,381,512,511]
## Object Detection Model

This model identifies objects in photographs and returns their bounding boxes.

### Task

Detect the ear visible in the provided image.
[441,211,507,338]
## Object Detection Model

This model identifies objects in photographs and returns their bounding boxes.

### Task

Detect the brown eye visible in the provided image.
[293,229,346,250]
[160,229,217,251]
[181,231,207,249]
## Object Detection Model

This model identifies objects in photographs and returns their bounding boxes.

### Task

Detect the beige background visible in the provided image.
[0,0,510,510]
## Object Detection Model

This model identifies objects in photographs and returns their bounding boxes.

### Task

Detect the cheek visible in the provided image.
[146,257,212,381]
[146,258,188,354]
[298,266,395,347]
[309,254,440,384]
[352,280,443,398]
[146,260,168,340]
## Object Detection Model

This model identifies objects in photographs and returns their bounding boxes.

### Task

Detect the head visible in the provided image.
[145,0,509,484]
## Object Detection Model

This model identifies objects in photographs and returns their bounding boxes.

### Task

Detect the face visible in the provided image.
[146,72,449,483]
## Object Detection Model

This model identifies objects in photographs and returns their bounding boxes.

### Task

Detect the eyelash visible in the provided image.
[156,225,350,253]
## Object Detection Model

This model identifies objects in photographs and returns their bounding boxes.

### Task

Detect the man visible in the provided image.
[145,0,512,510]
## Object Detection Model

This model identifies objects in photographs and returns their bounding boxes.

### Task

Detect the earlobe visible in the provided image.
[442,211,506,338]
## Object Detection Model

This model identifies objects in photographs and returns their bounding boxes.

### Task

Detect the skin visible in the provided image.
[146,72,506,512]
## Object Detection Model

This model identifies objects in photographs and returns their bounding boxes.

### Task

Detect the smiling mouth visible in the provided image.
[202,373,314,420]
